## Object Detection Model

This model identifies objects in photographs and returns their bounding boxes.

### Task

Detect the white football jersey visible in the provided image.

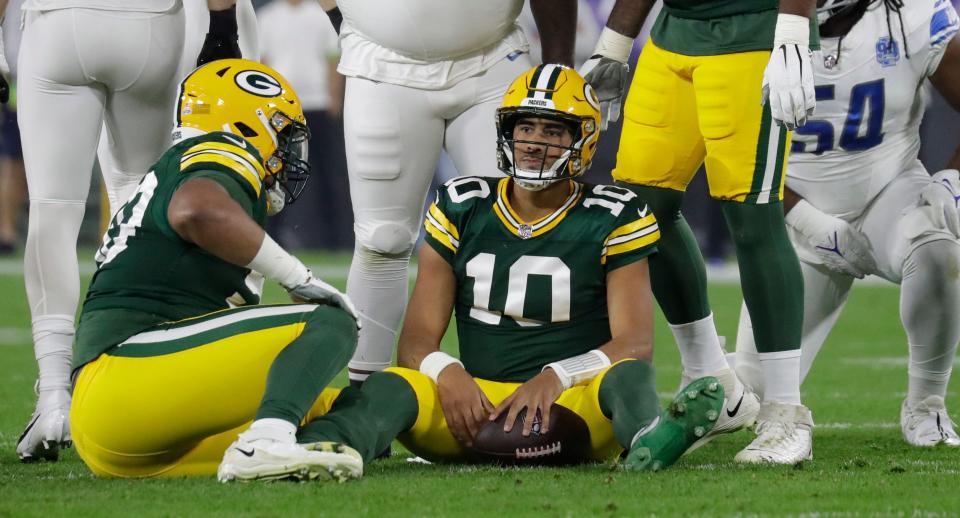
[21,0,178,11]
[787,0,959,219]
[337,0,530,89]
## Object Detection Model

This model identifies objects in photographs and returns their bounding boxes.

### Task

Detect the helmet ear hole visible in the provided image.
[234,122,258,138]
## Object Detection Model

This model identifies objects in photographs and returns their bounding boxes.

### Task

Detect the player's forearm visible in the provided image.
[603,261,654,362]
[931,38,960,170]
[168,178,264,266]
[604,0,656,39]
[783,185,803,214]
[530,0,577,66]
[777,0,816,17]
[948,146,960,172]
[207,0,236,10]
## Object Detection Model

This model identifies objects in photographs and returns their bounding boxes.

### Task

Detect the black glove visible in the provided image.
[0,75,8,104]
[325,6,343,35]
[196,5,241,66]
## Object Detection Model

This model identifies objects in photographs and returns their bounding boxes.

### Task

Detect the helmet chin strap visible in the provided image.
[514,176,562,191]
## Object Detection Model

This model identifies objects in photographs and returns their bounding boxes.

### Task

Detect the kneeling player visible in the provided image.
[296,65,724,471]
[735,0,960,447]
[67,60,362,481]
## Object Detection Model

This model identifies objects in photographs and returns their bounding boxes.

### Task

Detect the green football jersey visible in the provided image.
[651,1,819,56]
[423,177,659,382]
[74,132,269,368]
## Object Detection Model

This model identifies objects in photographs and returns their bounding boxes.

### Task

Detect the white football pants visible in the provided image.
[19,6,185,393]
[734,168,960,403]
[344,54,532,381]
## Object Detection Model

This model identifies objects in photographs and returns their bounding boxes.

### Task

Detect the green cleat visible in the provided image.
[622,376,724,472]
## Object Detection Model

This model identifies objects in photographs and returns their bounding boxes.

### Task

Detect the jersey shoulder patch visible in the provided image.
[930,0,960,48]
[178,133,266,198]
[424,176,497,254]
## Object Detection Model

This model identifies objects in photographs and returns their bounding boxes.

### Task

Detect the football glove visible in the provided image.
[196,6,241,66]
[786,199,876,278]
[579,27,634,130]
[286,274,361,328]
[918,169,960,239]
[762,14,816,130]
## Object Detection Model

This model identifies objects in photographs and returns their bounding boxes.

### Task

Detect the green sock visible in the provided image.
[598,360,661,449]
[720,201,803,352]
[255,306,358,424]
[616,183,711,324]
[297,372,418,463]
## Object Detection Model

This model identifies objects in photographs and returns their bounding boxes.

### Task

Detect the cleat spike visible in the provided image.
[706,410,719,421]
[694,426,706,437]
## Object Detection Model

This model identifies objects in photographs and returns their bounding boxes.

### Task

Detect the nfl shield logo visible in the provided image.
[875,37,900,67]
[518,224,533,239]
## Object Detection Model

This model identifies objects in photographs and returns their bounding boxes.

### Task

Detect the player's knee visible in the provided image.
[306,305,359,355]
[355,220,416,257]
[617,182,683,222]
[721,201,789,252]
[906,239,960,284]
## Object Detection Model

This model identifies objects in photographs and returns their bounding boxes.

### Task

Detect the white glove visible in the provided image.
[762,14,816,130]
[786,199,876,278]
[918,169,960,239]
[286,273,362,328]
[579,27,633,130]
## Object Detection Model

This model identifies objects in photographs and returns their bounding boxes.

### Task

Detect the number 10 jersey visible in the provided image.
[423,176,659,382]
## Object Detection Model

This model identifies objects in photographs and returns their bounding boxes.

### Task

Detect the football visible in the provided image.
[468,404,592,466]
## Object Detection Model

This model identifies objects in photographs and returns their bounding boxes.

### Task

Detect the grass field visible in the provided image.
[0,252,957,517]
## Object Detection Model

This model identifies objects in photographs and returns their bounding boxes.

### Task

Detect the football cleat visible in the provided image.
[622,376,724,472]
[217,437,363,483]
[900,396,960,447]
[685,368,760,454]
[735,402,813,465]
[16,389,72,462]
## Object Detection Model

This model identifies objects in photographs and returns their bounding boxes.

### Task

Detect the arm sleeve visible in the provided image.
[601,198,659,272]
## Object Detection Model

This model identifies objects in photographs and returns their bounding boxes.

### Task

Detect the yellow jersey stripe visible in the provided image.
[603,227,660,258]
[427,203,460,241]
[180,154,262,196]
[424,218,457,252]
[184,141,265,178]
[605,214,657,244]
[493,178,582,239]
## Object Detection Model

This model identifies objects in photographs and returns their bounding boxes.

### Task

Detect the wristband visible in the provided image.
[773,13,810,47]
[208,5,238,37]
[246,234,310,288]
[420,351,463,383]
[544,350,611,390]
[592,27,634,63]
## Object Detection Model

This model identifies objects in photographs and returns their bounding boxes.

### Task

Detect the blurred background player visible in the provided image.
[735,0,960,448]
[579,0,820,465]
[14,0,244,462]
[0,1,23,254]
[70,59,362,482]
[258,0,350,251]
[292,65,725,473]
[320,0,578,385]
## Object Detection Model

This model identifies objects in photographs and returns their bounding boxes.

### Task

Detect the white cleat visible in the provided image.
[735,402,813,465]
[900,396,960,447]
[17,390,72,463]
[217,436,363,483]
[684,368,760,453]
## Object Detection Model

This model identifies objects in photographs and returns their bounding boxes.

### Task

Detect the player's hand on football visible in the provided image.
[490,370,564,438]
[436,364,494,448]
[580,56,629,130]
[762,43,816,130]
[918,169,960,239]
[285,273,361,328]
[786,199,876,278]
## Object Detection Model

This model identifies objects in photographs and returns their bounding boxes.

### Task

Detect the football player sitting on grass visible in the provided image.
[294,65,724,473]
[69,59,363,482]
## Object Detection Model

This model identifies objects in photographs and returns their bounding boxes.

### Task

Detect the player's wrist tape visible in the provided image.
[246,234,310,288]
[208,4,239,37]
[420,351,463,383]
[544,350,611,391]
[785,198,833,236]
[773,13,810,47]
[593,27,634,63]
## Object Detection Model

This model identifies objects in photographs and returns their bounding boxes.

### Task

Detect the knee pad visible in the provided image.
[354,220,416,257]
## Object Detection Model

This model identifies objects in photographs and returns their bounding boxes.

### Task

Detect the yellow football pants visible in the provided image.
[614,40,792,204]
[386,366,622,463]
[71,305,342,478]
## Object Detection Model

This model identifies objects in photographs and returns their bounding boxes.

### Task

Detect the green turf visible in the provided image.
[0,253,957,516]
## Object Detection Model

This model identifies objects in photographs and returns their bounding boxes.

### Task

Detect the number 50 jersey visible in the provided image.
[423,176,659,382]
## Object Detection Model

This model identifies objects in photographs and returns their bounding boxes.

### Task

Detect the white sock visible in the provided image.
[759,350,802,405]
[32,315,74,406]
[907,343,952,407]
[670,313,729,379]
[247,418,298,443]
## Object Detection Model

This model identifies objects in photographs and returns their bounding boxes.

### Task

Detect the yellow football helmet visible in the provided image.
[496,64,601,189]
[175,59,311,202]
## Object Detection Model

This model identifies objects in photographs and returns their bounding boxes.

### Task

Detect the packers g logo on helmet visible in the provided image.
[175,59,311,205]
[496,64,601,189]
